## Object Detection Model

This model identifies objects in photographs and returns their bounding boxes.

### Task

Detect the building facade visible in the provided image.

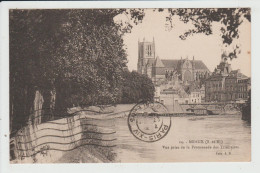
[200,84,206,102]
[205,59,250,102]
[189,90,202,104]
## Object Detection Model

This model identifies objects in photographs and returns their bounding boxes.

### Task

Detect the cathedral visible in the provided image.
[137,38,210,85]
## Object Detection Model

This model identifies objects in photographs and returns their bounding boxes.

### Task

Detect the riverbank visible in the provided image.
[71,104,242,119]
[68,104,135,119]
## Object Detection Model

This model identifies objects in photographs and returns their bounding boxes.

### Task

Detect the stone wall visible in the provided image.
[10,113,116,163]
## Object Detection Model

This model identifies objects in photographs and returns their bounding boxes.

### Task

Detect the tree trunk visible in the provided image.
[29,90,44,126]
[54,78,69,118]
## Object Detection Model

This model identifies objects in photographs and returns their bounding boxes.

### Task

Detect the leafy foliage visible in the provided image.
[166,8,250,59]
[120,70,155,104]
[9,10,119,129]
[9,9,148,131]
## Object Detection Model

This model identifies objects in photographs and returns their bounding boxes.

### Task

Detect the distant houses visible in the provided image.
[136,38,250,107]
[205,59,250,103]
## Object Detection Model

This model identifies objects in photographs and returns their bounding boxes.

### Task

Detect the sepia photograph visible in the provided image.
[8,7,252,164]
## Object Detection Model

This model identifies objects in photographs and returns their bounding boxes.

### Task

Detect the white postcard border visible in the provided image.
[1,1,260,173]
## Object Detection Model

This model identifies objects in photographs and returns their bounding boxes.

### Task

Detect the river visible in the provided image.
[112,114,251,162]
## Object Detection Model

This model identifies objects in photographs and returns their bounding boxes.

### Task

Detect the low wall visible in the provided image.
[10,113,117,163]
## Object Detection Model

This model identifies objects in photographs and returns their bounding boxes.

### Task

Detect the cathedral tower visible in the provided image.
[137,37,156,74]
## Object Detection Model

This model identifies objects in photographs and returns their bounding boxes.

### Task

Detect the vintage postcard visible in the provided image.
[8,7,251,164]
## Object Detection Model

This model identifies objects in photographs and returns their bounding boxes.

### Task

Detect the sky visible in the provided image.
[115,9,251,77]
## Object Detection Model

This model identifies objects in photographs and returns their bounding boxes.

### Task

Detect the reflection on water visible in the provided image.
[112,114,251,162]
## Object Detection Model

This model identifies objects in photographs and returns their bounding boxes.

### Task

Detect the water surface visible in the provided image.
[112,114,251,162]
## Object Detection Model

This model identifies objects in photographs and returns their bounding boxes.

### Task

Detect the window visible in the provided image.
[147,45,152,56]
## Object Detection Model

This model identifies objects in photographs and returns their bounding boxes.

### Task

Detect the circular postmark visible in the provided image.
[128,102,171,142]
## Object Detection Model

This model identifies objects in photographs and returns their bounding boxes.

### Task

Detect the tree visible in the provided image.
[9,9,145,131]
[165,8,250,60]
[120,70,155,104]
